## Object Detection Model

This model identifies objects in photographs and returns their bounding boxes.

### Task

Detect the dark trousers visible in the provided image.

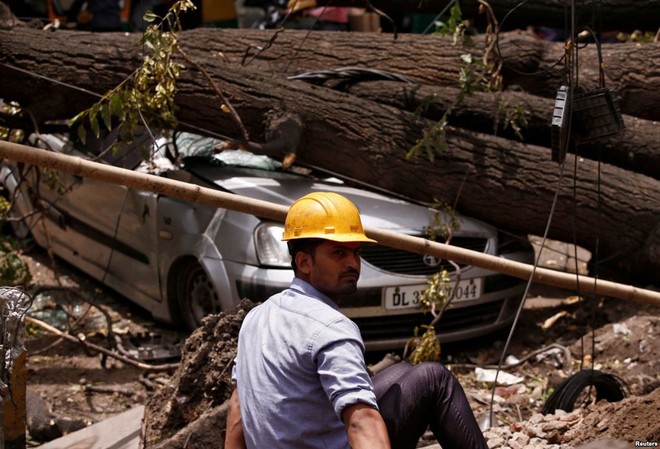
[373,362,489,449]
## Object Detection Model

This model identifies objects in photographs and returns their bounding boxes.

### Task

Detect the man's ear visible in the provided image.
[295,251,312,275]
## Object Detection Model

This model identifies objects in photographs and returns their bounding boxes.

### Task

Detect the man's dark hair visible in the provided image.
[287,238,324,274]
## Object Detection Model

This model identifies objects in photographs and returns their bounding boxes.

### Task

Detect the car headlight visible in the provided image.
[254,223,291,267]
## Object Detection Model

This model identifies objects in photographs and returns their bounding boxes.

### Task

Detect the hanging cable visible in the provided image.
[494,0,566,77]
[487,160,566,427]
[0,62,101,98]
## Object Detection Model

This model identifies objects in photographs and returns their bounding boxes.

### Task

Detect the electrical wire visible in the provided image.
[541,369,628,414]
[494,0,567,77]
[487,160,566,427]
[539,0,629,417]
[0,61,101,98]
[0,60,241,148]
[421,0,456,34]
[282,0,333,75]
[448,343,573,374]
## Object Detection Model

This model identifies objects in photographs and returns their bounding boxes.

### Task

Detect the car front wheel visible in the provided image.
[176,261,220,330]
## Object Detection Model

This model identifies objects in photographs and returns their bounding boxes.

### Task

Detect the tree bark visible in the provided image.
[345,80,660,179]
[1,27,658,121]
[178,28,660,122]
[0,26,658,282]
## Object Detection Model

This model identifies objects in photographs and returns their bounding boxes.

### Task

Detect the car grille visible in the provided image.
[353,299,504,342]
[360,236,489,275]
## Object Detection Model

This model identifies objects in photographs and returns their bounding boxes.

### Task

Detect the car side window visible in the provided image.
[72,126,146,170]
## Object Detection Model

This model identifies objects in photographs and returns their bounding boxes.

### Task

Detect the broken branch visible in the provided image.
[25,316,179,372]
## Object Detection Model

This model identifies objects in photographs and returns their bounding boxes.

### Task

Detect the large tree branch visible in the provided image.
[0,26,657,282]
[1,28,658,121]
[345,80,660,179]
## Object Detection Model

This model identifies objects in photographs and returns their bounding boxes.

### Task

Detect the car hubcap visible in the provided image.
[187,267,218,324]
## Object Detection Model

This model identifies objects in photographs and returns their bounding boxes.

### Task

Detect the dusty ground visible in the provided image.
[14,246,660,447]
[17,248,187,446]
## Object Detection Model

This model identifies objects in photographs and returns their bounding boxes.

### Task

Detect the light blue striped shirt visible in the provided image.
[233,277,378,448]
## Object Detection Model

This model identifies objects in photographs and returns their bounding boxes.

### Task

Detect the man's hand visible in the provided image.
[343,403,391,449]
[224,389,247,449]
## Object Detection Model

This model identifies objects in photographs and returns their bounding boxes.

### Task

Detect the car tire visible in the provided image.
[175,261,220,331]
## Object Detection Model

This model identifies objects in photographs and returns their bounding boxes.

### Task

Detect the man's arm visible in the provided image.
[343,402,391,449]
[224,389,247,449]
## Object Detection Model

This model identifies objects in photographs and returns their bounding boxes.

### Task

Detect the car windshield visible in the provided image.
[175,132,282,171]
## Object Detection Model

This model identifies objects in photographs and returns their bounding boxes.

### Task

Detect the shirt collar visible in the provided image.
[290,277,341,311]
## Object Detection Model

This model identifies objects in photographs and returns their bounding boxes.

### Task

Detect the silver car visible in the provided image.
[1,129,533,350]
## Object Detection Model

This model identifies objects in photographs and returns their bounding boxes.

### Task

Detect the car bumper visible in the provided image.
[226,260,526,351]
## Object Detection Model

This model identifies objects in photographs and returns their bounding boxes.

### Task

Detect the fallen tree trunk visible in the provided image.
[179,29,660,122]
[1,28,659,121]
[2,27,656,177]
[0,26,658,282]
[345,81,660,179]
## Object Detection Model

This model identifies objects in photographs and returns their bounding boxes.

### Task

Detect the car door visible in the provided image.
[105,187,162,304]
[28,132,117,281]
[29,130,162,303]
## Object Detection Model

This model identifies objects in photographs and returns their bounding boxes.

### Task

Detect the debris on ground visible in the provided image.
[139,295,659,449]
[481,387,660,448]
[141,299,256,448]
[19,249,659,448]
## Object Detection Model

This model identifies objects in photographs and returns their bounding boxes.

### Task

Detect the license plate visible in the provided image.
[384,278,482,310]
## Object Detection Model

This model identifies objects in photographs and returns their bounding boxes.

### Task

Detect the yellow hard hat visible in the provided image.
[282,192,377,243]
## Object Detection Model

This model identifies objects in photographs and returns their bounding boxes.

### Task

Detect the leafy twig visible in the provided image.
[25,315,179,372]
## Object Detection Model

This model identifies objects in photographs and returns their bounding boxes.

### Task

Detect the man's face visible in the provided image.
[296,240,362,302]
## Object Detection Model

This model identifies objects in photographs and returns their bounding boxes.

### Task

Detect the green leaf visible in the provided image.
[110,93,123,118]
[101,103,112,131]
[143,11,158,22]
[68,110,87,127]
[77,125,87,145]
[89,103,99,125]
[90,115,100,138]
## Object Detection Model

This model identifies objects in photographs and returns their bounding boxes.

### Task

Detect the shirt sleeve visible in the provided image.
[313,318,378,420]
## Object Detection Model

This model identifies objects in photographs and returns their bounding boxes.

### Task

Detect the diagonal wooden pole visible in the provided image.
[1,139,658,307]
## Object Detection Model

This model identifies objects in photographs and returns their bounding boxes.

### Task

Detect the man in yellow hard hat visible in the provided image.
[225,192,488,449]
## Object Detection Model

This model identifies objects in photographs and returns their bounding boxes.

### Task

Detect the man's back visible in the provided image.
[234,278,378,448]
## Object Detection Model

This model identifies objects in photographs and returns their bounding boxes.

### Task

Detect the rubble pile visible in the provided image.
[141,298,658,449]
[480,386,660,449]
[142,299,256,449]
[483,409,581,449]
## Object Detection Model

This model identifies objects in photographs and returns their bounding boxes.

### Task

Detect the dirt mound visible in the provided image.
[482,387,660,449]
[142,299,256,448]
[474,309,659,449]
[567,387,660,444]
[569,314,659,396]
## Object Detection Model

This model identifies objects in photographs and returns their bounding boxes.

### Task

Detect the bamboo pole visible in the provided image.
[1,140,658,307]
